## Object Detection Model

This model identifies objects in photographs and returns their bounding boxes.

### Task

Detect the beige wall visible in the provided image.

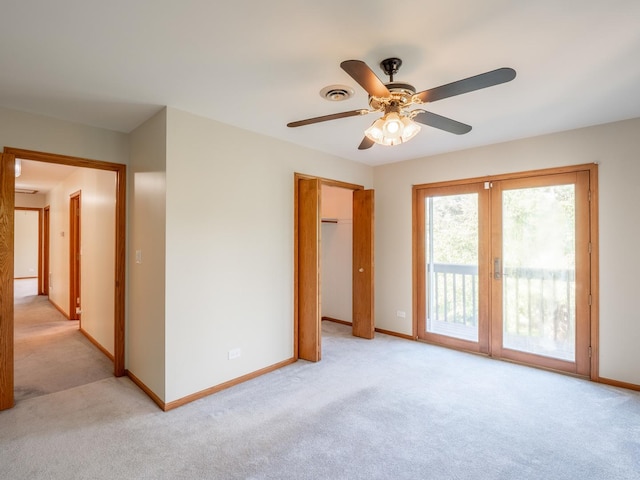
[374,117,640,385]
[45,167,116,352]
[321,185,353,323]
[0,106,128,164]
[163,107,372,403]
[14,209,38,278]
[15,193,46,208]
[128,108,167,400]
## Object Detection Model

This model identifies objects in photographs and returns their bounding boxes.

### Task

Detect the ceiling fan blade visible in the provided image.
[287,109,367,128]
[340,60,391,98]
[415,67,516,104]
[358,136,375,150]
[413,111,472,135]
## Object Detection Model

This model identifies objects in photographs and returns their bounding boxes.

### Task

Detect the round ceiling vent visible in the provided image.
[320,84,354,101]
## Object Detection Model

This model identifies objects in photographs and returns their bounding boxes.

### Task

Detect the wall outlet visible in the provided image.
[135,250,142,264]
[228,348,241,360]
[396,310,406,318]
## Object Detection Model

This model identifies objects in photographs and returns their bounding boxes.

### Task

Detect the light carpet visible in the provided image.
[1,320,639,479]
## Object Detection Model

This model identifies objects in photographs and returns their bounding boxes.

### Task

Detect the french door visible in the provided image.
[415,165,596,376]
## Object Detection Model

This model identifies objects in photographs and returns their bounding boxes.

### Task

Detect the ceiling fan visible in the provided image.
[287,58,516,150]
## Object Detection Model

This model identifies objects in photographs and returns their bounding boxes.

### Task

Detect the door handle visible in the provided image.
[494,257,501,280]
[358,267,364,273]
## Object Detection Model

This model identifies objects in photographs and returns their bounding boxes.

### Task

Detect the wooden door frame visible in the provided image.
[294,173,370,360]
[14,207,43,292]
[1,147,126,411]
[43,206,50,295]
[412,163,599,380]
[69,191,81,321]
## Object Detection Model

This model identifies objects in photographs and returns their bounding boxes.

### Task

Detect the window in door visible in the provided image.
[414,165,597,376]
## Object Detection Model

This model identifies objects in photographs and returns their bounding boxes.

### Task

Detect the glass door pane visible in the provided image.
[425,193,479,342]
[501,184,576,361]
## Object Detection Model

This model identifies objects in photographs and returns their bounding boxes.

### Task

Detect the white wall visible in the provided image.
[128,108,167,400]
[374,117,640,385]
[45,167,116,352]
[14,209,38,278]
[321,185,353,323]
[163,108,372,403]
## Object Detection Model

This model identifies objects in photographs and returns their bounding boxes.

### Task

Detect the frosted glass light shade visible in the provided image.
[364,112,421,146]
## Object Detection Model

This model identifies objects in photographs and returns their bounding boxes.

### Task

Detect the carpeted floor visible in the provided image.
[2,306,639,479]
[13,278,114,402]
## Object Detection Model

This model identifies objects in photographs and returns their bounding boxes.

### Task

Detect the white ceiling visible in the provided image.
[2,1,640,167]
[15,160,78,194]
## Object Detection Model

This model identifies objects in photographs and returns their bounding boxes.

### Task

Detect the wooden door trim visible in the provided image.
[14,207,42,291]
[43,206,50,295]
[412,163,599,379]
[0,153,16,410]
[294,173,367,360]
[2,147,126,404]
[69,191,81,321]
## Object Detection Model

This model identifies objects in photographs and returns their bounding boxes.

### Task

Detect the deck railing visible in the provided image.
[427,263,575,340]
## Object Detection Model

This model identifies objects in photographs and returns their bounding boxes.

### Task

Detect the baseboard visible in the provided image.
[126,370,165,410]
[597,376,640,391]
[322,316,352,326]
[375,327,415,341]
[48,298,70,320]
[163,357,297,412]
[79,328,114,362]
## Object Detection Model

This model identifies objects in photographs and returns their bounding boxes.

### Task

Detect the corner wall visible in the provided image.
[128,108,167,401]
[374,117,640,386]
[163,108,372,403]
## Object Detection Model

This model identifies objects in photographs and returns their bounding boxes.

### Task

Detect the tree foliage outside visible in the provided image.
[424,184,577,360]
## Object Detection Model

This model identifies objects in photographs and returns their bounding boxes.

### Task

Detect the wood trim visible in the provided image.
[163,358,297,412]
[69,191,81,322]
[14,207,42,293]
[412,163,599,190]
[126,370,165,410]
[43,206,50,295]
[597,376,640,392]
[49,297,70,319]
[294,173,368,362]
[588,165,600,381]
[413,163,599,378]
[80,328,115,362]
[2,147,127,386]
[375,327,415,341]
[0,153,16,410]
[322,316,352,326]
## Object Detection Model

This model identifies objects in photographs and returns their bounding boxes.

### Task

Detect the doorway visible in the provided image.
[414,164,598,377]
[69,191,81,321]
[294,174,374,362]
[0,148,126,411]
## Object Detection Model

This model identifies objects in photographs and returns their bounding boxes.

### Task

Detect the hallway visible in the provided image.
[14,279,113,403]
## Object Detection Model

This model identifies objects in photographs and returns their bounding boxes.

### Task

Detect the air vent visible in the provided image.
[320,84,354,101]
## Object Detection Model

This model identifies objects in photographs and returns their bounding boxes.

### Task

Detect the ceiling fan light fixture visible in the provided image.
[364,112,421,146]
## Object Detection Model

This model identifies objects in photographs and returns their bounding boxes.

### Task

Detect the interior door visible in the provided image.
[69,192,81,321]
[0,153,16,410]
[352,189,375,339]
[491,171,591,375]
[297,178,321,361]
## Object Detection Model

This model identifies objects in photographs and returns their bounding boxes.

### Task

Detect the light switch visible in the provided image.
[135,250,142,264]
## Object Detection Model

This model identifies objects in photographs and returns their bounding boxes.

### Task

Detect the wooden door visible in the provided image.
[297,178,321,361]
[42,206,50,295]
[69,192,81,321]
[0,153,15,410]
[352,189,375,339]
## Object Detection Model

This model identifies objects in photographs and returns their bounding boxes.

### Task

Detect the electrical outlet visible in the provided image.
[228,348,241,360]
[396,310,406,318]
